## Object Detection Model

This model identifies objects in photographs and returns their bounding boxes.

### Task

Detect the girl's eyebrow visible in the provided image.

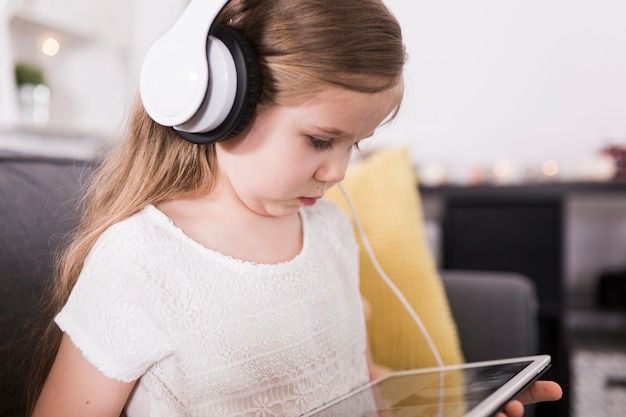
[314,126,375,140]
[314,126,347,137]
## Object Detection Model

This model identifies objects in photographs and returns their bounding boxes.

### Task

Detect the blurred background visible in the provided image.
[2,0,626,180]
[1,1,625,416]
[380,0,626,184]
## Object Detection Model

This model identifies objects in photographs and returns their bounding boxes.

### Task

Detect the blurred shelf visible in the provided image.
[0,1,131,139]
[566,309,626,335]
[0,126,108,159]
[420,181,626,198]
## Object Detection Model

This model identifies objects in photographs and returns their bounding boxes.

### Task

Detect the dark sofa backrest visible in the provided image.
[0,155,95,416]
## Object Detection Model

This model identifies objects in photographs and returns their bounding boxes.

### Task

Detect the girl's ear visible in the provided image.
[175,24,262,145]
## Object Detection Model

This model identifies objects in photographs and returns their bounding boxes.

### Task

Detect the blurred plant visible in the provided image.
[14,62,46,86]
[603,145,626,180]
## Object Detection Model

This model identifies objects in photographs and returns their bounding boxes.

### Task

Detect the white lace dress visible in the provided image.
[55,199,369,417]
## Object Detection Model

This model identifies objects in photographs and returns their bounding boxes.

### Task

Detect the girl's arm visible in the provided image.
[363,297,393,382]
[32,333,136,417]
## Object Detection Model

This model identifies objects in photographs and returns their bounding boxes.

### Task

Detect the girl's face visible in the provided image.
[215,85,400,218]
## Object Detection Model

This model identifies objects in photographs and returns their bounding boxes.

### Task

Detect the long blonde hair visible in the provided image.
[27,0,405,412]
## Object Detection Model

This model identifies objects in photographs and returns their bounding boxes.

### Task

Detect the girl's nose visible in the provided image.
[315,152,351,184]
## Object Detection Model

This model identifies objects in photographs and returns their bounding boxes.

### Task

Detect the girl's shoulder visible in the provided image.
[99,204,165,235]
[88,205,181,260]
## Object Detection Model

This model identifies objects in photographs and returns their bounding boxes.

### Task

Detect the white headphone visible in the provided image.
[139,0,261,144]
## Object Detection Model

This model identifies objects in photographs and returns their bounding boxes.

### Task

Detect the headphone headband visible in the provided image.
[140,0,227,126]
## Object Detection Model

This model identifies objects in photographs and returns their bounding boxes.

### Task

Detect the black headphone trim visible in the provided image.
[177,24,262,144]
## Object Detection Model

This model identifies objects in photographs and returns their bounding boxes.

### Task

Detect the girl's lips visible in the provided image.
[299,197,320,206]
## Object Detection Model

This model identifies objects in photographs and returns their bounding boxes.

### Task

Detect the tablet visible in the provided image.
[303,355,551,417]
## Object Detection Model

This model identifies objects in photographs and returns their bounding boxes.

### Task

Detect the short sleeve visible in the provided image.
[55,222,174,382]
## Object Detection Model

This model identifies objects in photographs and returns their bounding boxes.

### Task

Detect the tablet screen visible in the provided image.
[306,356,550,417]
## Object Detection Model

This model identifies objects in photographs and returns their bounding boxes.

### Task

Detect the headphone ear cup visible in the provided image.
[176,24,262,144]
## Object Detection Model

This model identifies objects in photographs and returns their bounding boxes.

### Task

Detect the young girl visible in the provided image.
[29,0,560,416]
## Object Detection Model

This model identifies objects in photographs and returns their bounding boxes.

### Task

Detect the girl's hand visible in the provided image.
[496,380,563,417]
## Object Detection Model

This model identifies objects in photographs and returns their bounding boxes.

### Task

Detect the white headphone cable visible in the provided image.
[338,183,443,368]
[338,183,445,417]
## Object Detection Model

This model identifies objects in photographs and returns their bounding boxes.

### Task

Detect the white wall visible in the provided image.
[127,0,186,91]
[376,0,626,182]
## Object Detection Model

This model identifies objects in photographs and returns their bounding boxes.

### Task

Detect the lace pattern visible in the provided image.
[56,200,369,417]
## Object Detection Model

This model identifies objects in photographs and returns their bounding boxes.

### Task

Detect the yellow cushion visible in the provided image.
[325,147,464,370]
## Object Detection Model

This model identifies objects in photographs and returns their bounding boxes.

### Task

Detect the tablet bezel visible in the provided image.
[303,355,552,417]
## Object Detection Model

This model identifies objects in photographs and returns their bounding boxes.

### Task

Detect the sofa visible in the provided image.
[0,153,540,416]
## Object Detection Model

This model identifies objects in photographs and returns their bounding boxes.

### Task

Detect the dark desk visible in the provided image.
[420,181,626,417]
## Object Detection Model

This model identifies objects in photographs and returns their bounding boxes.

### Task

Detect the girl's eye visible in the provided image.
[308,136,333,150]
[307,136,362,152]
